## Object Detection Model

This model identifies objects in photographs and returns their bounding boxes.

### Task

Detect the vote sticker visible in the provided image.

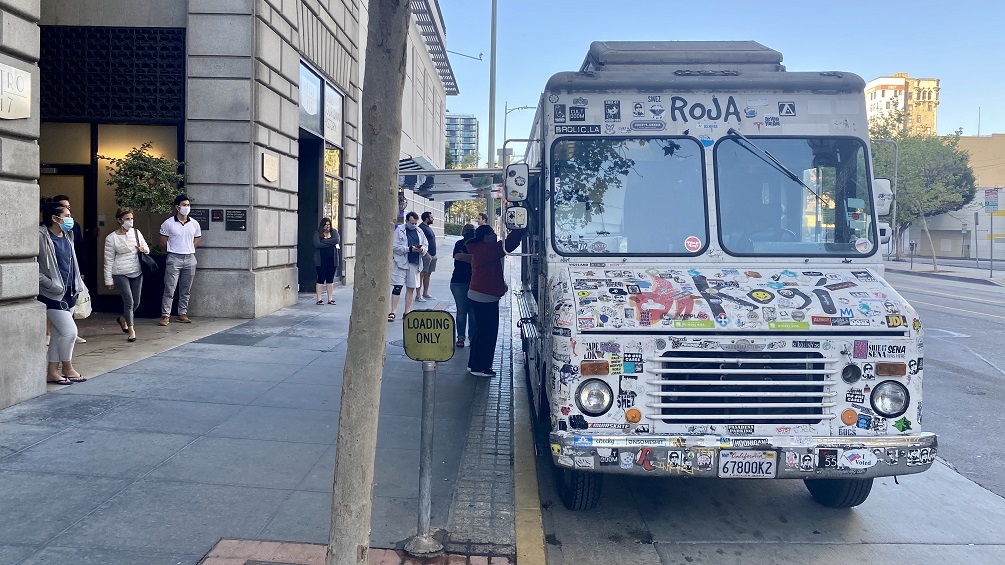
[684,236,702,252]
[855,237,874,254]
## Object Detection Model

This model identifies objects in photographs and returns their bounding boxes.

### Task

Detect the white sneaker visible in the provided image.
[75,336,87,344]
[415,296,427,302]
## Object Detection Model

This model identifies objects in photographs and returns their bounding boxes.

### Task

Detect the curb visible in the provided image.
[885,267,1003,287]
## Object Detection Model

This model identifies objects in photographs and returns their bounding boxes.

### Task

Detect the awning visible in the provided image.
[398,155,437,171]
[398,167,504,201]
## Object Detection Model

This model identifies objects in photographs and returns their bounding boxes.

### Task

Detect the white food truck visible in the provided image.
[501,41,935,510]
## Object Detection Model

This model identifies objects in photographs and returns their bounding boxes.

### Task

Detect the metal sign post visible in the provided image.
[401,310,455,557]
[986,189,999,277]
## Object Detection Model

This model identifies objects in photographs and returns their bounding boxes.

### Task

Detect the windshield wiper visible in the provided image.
[725,128,827,206]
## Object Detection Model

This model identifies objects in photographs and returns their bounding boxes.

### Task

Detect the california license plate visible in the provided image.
[718,450,777,478]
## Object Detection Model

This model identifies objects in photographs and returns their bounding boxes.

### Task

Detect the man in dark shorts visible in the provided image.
[417,211,437,301]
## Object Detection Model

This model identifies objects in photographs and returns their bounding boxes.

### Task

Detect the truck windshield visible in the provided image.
[715,137,876,256]
[551,137,707,255]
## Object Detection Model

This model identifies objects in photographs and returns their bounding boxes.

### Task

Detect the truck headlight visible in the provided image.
[870,380,910,418]
[576,379,613,416]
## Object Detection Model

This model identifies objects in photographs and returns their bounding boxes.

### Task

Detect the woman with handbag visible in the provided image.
[38,198,87,384]
[103,207,150,342]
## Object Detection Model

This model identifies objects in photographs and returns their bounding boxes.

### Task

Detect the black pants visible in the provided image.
[468,299,500,372]
[316,259,337,284]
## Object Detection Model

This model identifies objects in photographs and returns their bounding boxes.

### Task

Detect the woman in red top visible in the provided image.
[463,224,525,377]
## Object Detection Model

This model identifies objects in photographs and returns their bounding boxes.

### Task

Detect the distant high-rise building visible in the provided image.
[865,73,940,136]
[446,114,479,165]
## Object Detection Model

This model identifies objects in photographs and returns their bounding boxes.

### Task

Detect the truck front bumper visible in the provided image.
[550,431,938,479]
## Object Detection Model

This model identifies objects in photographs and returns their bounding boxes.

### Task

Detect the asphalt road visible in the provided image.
[533,270,1005,564]
[884,270,1005,496]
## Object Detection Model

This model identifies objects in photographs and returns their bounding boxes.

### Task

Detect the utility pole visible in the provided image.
[485,0,498,224]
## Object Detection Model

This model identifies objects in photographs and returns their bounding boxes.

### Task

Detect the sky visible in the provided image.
[437,0,1004,165]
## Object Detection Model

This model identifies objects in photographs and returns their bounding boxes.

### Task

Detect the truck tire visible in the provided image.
[556,467,603,511]
[804,478,874,508]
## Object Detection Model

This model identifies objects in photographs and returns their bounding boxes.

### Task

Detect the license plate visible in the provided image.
[718,450,777,478]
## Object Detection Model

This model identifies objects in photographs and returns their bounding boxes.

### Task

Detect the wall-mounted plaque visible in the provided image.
[225,209,247,231]
[262,153,279,182]
[0,63,31,120]
[189,208,209,231]
[211,209,224,222]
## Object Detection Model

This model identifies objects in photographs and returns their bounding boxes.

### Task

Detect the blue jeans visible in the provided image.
[450,282,476,340]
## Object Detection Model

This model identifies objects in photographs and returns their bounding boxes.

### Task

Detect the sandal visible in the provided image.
[456,337,465,348]
[387,313,396,322]
[316,300,324,305]
[64,374,87,383]
[47,377,72,385]
[328,300,337,305]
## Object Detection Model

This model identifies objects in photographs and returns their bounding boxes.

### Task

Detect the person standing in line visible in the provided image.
[51,194,89,344]
[388,211,427,322]
[449,223,477,348]
[313,217,340,305]
[38,198,87,384]
[159,194,201,326]
[104,207,149,342]
[477,213,489,227]
[416,211,437,302]
[464,224,525,377]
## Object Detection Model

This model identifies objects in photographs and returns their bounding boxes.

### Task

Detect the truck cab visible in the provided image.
[506,41,935,510]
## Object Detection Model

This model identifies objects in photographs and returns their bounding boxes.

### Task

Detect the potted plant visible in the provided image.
[98,141,185,317]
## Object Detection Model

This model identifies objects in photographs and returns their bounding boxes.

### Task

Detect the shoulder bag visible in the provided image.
[135,229,159,274]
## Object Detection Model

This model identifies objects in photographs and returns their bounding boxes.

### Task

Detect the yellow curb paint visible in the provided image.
[513,344,547,565]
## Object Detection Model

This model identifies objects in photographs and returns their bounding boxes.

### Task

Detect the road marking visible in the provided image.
[894,284,1005,306]
[912,300,1005,320]
[927,328,971,338]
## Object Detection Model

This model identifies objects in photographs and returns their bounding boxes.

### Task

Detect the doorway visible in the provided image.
[298,134,323,292]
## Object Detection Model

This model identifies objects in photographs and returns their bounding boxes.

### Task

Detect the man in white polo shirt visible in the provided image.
[158,194,201,326]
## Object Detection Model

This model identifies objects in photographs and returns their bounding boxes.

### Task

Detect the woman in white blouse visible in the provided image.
[103,207,149,342]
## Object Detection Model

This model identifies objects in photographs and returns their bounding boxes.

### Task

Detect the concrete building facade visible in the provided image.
[866,73,940,136]
[0,0,454,409]
[906,134,1005,259]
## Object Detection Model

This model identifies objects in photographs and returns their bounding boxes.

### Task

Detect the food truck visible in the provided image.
[501,41,935,510]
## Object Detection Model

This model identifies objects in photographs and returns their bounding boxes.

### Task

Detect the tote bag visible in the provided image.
[72,286,92,319]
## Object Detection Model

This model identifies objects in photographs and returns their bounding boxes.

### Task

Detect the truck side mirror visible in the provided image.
[505,163,530,202]
[873,178,892,216]
[504,203,528,230]
[877,221,891,244]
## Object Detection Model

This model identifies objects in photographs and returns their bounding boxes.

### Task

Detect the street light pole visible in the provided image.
[503,102,535,153]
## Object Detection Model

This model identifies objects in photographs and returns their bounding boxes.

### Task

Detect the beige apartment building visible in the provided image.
[0,0,455,409]
[866,73,940,136]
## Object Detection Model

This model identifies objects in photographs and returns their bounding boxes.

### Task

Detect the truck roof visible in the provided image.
[548,40,865,94]
[581,41,785,73]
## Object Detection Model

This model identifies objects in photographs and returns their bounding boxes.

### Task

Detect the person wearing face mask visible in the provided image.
[388,211,428,322]
[38,198,87,385]
[462,224,526,377]
[158,194,202,326]
[104,207,150,342]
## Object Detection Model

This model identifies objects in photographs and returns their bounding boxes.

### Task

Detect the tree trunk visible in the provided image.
[917,200,939,272]
[327,2,410,564]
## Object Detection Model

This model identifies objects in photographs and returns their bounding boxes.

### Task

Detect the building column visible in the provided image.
[0,0,44,408]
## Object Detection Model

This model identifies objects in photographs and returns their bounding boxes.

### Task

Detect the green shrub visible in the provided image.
[444,222,462,236]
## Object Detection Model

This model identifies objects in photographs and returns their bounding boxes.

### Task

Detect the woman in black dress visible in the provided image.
[313,217,340,304]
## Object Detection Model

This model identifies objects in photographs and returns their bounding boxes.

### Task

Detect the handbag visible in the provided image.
[135,229,159,274]
[72,285,92,319]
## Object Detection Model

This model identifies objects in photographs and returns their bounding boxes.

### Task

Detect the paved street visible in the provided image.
[0,254,517,565]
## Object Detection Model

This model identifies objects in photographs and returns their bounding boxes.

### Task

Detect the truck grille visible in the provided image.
[646,350,839,425]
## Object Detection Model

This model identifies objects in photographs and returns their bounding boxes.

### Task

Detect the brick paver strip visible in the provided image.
[443,259,518,558]
[203,540,514,565]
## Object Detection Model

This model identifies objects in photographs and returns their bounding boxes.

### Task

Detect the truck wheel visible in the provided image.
[556,467,603,510]
[804,478,874,508]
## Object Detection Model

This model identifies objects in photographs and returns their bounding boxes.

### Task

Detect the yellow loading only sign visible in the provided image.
[402,310,456,362]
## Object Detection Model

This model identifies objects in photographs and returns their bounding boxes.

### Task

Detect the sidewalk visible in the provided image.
[884,255,1005,286]
[0,246,521,565]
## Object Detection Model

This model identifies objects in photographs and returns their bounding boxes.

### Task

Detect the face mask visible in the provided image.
[405,222,417,231]
[179,205,191,216]
[59,217,74,232]
[122,220,134,230]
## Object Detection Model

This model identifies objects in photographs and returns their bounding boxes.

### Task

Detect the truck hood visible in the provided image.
[563,266,915,333]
